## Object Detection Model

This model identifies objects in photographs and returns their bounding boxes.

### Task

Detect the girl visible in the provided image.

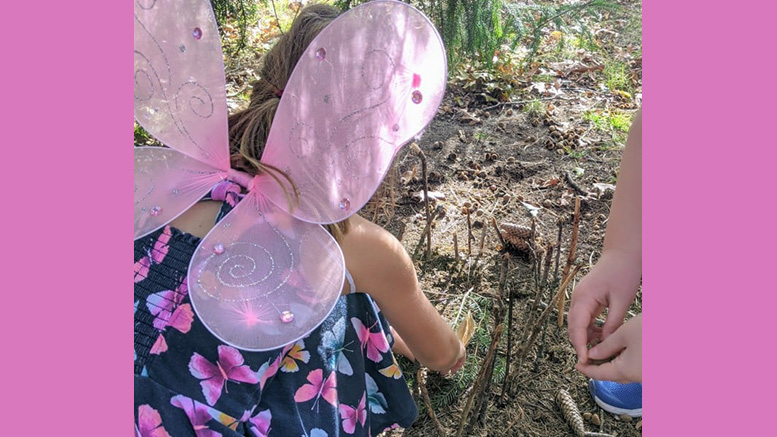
[134,4,465,436]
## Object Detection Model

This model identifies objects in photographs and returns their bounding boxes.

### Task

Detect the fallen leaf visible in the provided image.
[401,166,418,185]
[413,190,446,202]
[592,182,616,195]
[522,202,541,217]
[456,312,476,346]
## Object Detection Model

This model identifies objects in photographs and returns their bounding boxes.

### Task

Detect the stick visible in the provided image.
[558,197,581,327]
[541,244,554,294]
[477,221,488,257]
[412,206,442,261]
[512,265,582,389]
[418,368,447,436]
[466,208,472,257]
[453,232,459,263]
[564,171,590,197]
[456,324,504,437]
[416,145,433,260]
[501,259,516,403]
[553,221,563,281]
[491,217,507,248]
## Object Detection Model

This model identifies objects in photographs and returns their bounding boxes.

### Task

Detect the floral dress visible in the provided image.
[134,206,417,437]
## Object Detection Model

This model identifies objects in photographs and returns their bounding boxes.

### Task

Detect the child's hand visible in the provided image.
[567,252,641,364]
[446,341,467,375]
[575,314,641,383]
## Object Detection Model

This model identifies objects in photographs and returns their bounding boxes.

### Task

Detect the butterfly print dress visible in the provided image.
[135,206,418,437]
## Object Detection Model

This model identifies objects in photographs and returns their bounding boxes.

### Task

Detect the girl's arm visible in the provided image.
[341,215,465,373]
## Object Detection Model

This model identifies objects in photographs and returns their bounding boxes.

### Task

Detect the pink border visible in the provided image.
[9,0,775,433]
[3,0,130,432]
[645,1,776,434]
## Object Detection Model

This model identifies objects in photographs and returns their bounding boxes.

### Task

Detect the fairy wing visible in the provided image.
[257,0,447,224]
[188,190,344,351]
[134,0,231,238]
[134,147,223,239]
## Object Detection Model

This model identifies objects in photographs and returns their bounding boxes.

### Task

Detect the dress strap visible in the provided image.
[344,269,357,294]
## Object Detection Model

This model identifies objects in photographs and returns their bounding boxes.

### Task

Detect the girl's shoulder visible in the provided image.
[338,214,417,302]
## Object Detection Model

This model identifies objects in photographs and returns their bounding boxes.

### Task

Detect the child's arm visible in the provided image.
[341,215,465,374]
[568,108,642,370]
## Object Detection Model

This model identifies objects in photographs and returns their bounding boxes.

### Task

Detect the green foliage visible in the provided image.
[210,0,260,54]
[603,59,633,94]
[522,99,544,119]
[134,122,160,147]
[501,0,617,67]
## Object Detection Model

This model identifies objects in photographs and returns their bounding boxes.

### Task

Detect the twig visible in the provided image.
[414,143,433,260]
[490,217,507,248]
[412,206,442,261]
[456,324,504,437]
[453,232,459,263]
[477,221,488,257]
[511,265,582,390]
[418,368,447,436]
[564,171,590,197]
[453,287,473,326]
[466,208,472,257]
[558,197,581,327]
[501,258,516,403]
[482,95,570,111]
[269,0,284,35]
[541,244,554,294]
[553,221,563,286]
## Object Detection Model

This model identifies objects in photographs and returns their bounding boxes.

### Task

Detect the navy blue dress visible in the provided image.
[134,205,417,437]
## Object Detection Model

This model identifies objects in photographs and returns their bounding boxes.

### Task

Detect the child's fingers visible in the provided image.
[575,359,625,383]
[600,298,629,339]
[588,330,625,361]
[568,299,601,362]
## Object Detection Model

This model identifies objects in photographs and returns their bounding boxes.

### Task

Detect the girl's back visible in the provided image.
[135,202,418,436]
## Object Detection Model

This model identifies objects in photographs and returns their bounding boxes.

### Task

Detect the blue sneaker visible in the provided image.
[588,379,642,418]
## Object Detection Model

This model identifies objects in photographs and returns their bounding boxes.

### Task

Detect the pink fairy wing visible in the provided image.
[135,147,224,239]
[134,0,230,168]
[257,0,447,224]
[188,190,344,351]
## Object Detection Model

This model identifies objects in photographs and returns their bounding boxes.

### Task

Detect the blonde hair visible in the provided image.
[228,4,349,240]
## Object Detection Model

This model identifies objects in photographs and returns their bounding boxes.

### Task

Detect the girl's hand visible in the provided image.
[446,341,467,375]
[568,252,641,364]
[575,314,642,383]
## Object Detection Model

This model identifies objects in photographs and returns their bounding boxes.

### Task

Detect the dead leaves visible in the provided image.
[456,312,476,346]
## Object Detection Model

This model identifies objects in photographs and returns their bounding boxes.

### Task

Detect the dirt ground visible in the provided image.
[373,89,642,436]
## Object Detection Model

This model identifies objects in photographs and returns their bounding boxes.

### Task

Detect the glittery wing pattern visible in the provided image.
[134,0,230,167]
[134,147,223,239]
[134,0,230,239]
[134,0,447,351]
[256,0,447,224]
[189,189,345,351]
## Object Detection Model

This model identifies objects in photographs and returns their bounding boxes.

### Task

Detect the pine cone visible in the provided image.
[556,389,586,437]
[500,222,533,252]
